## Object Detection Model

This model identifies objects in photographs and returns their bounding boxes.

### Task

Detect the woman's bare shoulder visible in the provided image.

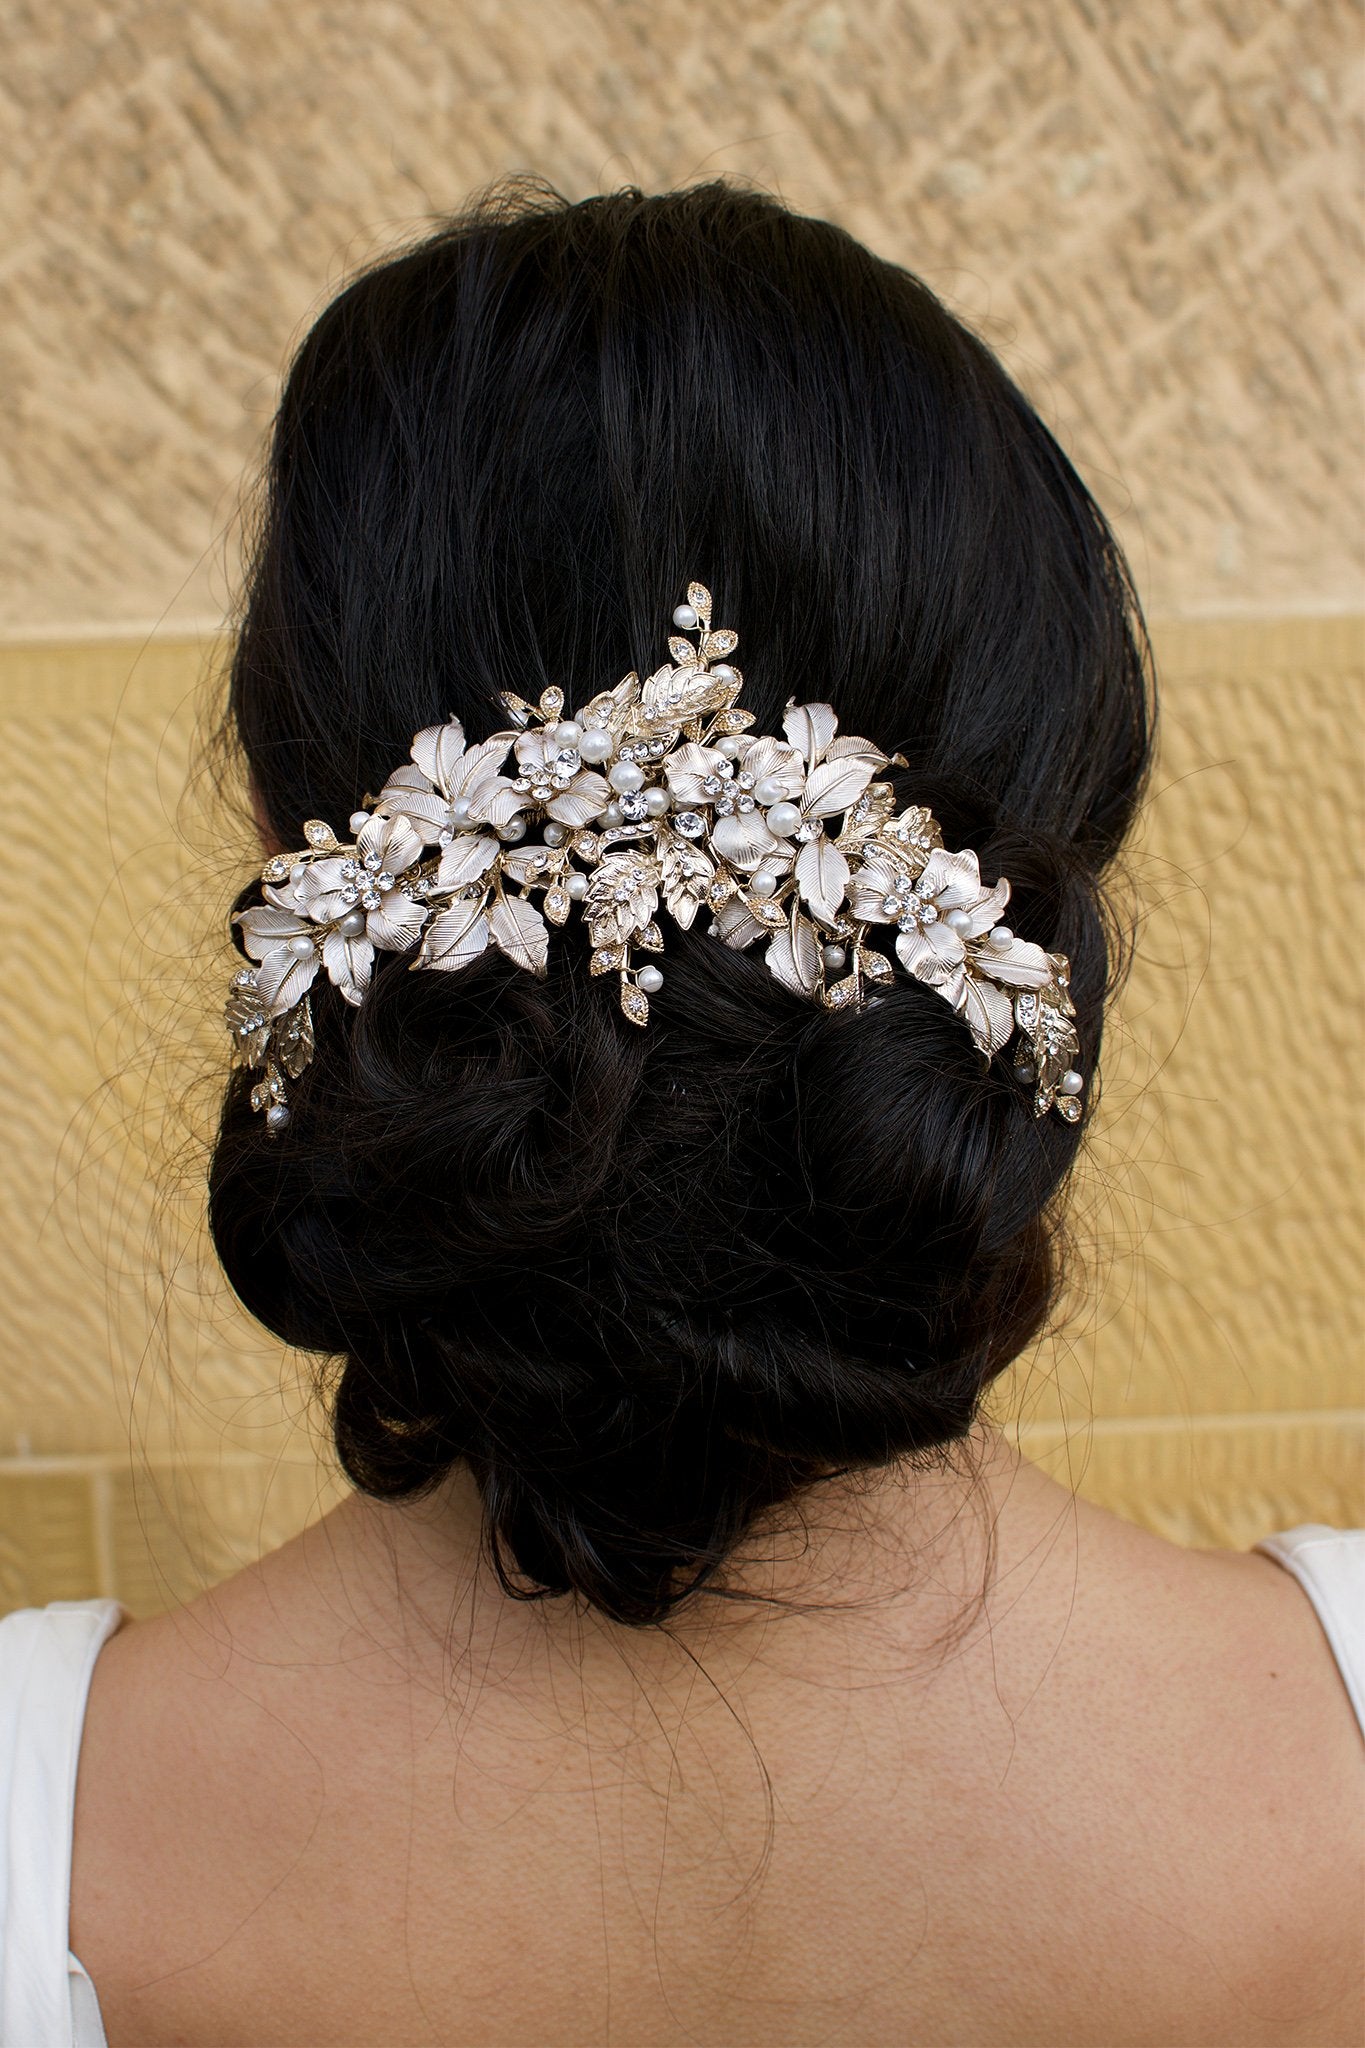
[70,1464,1364,2047]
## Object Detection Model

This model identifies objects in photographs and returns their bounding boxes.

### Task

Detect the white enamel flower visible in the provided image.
[377,718,526,841]
[661,701,886,918]
[232,887,325,1018]
[238,813,430,1009]
[509,729,612,827]
[847,839,1053,1052]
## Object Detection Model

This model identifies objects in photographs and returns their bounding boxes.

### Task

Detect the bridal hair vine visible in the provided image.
[226,583,1085,1131]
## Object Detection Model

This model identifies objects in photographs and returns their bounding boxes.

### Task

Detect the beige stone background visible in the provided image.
[0,0,1361,1614]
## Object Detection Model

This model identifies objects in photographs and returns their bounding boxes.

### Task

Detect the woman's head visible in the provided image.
[209,177,1153,1626]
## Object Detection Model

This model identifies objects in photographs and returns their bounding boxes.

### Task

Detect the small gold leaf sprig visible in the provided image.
[225,583,1085,1130]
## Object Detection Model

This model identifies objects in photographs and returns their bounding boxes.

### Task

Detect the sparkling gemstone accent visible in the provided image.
[675,812,705,838]
[618,792,649,821]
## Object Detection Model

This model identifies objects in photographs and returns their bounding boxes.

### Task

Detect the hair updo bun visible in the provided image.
[209,177,1153,1626]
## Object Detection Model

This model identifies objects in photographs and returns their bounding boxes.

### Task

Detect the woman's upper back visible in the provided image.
[5,1449,1358,2047]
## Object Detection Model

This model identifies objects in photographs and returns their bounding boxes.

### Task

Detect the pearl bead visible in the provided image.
[822,944,847,971]
[754,774,788,806]
[287,934,315,958]
[714,736,740,758]
[637,964,664,993]
[552,720,582,748]
[600,801,624,827]
[1014,1061,1036,1083]
[499,817,527,843]
[578,727,613,763]
[449,796,474,825]
[337,909,367,938]
[265,1103,291,1131]
[749,872,777,898]
[566,873,588,900]
[644,787,671,817]
[944,908,973,935]
[767,801,801,837]
[1059,1069,1084,1095]
[608,759,645,794]
[672,604,698,630]
[710,664,736,684]
[543,821,567,846]
[988,925,1013,949]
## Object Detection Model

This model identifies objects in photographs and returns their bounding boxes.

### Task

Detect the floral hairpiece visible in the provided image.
[226,583,1084,1131]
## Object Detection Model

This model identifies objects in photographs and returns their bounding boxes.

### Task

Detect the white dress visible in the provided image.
[1,1527,1361,2047]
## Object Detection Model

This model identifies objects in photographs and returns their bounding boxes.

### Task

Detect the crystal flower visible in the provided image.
[848,839,1053,1053]
[234,813,431,1011]
[509,730,612,827]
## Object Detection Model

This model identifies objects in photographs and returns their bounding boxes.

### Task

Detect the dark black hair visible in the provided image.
[209,177,1154,1627]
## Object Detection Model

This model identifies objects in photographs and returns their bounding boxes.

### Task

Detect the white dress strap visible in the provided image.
[0,1599,124,2048]
[1254,1524,1365,1737]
